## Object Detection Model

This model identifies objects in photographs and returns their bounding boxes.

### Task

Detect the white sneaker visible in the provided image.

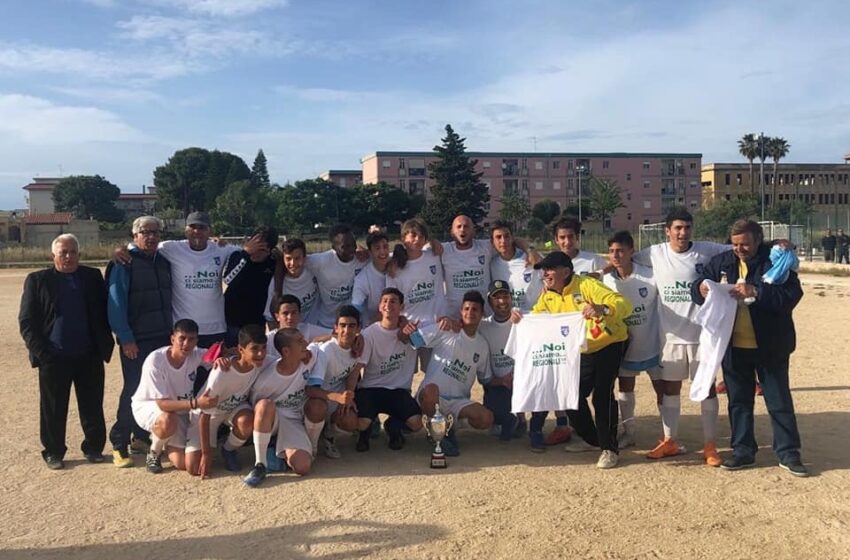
[322,436,341,459]
[618,428,636,448]
[597,450,619,469]
[563,438,597,453]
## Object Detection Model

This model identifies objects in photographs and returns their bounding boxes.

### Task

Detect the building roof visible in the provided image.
[321,170,362,175]
[117,193,158,200]
[703,162,850,171]
[362,151,702,162]
[23,212,73,225]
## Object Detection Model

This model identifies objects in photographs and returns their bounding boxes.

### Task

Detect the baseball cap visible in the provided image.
[487,279,511,298]
[186,211,211,227]
[533,251,573,270]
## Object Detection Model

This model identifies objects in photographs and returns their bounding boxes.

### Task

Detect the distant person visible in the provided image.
[820,229,836,262]
[692,220,807,477]
[19,234,115,470]
[836,228,850,264]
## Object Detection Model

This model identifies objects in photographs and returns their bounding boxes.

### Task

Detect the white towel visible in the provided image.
[690,280,737,402]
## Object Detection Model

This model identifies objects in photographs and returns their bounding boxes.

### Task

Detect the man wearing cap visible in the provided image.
[478,279,525,441]
[525,251,631,468]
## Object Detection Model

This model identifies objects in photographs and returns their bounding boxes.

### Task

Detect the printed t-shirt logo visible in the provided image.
[214,256,221,266]
[639,287,648,298]
[429,265,437,274]
[478,255,485,265]
[473,352,480,363]
[560,325,571,337]
[523,271,532,283]
[695,263,705,274]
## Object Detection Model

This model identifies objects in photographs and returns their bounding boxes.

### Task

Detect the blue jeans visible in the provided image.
[724,348,802,463]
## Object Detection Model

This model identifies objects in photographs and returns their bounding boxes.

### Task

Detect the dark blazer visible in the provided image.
[19,265,115,368]
[690,244,803,367]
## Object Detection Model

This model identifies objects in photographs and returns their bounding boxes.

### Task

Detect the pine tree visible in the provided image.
[251,149,271,188]
[421,124,489,238]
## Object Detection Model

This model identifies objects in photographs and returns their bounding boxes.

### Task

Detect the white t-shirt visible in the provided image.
[421,324,491,400]
[280,270,320,322]
[489,248,543,313]
[478,316,515,378]
[504,313,585,413]
[691,280,737,402]
[306,250,368,328]
[250,360,310,420]
[132,347,207,412]
[265,324,331,360]
[199,358,270,417]
[157,240,240,335]
[357,322,417,390]
[602,263,660,363]
[352,261,386,325]
[441,239,492,318]
[634,242,726,344]
[386,251,446,328]
[312,339,359,392]
[571,250,607,275]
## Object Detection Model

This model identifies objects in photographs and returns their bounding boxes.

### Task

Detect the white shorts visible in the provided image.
[618,365,663,380]
[185,404,252,453]
[659,342,699,382]
[415,385,476,421]
[272,413,312,458]
[131,401,189,448]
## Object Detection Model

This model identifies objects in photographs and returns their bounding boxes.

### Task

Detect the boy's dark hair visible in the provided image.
[462,290,485,308]
[253,226,280,249]
[282,238,306,256]
[665,207,693,228]
[489,220,513,239]
[551,216,582,238]
[270,293,301,316]
[607,230,634,249]
[336,305,361,326]
[329,223,353,241]
[173,318,199,335]
[366,231,389,249]
[273,327,301,354]
[380,287,404,305]
[238,324,267,347]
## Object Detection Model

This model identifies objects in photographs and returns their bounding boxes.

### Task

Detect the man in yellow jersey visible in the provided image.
[691,220,807,477]
[529,251,631,468]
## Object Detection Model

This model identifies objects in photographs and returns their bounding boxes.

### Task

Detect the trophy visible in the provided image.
[423,404,454,469]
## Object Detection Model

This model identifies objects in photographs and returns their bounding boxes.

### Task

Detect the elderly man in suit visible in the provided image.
[19,234,115,469]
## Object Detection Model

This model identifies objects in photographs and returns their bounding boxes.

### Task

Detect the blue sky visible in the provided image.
[1,0,848,209]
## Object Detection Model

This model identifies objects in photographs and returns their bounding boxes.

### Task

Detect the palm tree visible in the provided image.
[767,137,790,207]
[586,176,625,231]
[738,133,759,195]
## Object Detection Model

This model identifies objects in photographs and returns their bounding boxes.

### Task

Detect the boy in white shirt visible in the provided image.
[266,294,332,360]
[305,224,369,328]
[186,324,269,479]
[489,220,543,313]
[265,238,320,327]
[602,231,663,448]
[244,328,325,487]
[414,290,495,457]
[352,231,390,325]
[441,215,492,318]
[131,319,218,474]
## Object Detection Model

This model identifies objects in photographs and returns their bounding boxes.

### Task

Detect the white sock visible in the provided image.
[151,434,168,455]
[700,397,719,443]
[305,419,325,456]
[617,392,636,432]
[657,403,669,438]
[223,432,247,451]
[661,394,681,440]
[253,431,271,466]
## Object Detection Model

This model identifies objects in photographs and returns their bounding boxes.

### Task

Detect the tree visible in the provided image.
[738,133,759,195]
[695,196,759,240]
[345,182,422,233]
[498,188,531,232]
[53,175,123,222]
[210,180,275,235]
[251,149,271,188]
[767,199,811,225]
[525,217,547,240]
[766,137,790,207]
[532,199,561,225]
[421,124,489,238]
[153,148,251,216]
[273,179,341,235]
[586,177,625,231]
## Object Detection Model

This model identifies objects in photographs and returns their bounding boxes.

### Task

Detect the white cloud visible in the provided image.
[0,94,146,144]
[53,86,165,104]
[146,0,287,16]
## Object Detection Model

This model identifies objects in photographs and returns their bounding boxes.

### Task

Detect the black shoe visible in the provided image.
[384,418,406,450]
[84,453,105,464]
[145,450,163,474]
[720,455,756,471]
[780,459,810,478]
[243,463,267,487]
[44,454,64,470]
[356,430,371,452]
[499,416,518,442]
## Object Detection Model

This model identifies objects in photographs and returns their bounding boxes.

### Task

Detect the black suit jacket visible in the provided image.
[19,265,115,368]
[690,244,803,367]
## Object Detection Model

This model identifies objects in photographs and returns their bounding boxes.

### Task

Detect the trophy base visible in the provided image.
[430,452,448,469]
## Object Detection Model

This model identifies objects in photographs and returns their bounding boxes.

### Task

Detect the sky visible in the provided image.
[1,0,848,209]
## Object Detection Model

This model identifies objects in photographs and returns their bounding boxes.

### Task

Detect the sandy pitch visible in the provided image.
[0,268,848,560]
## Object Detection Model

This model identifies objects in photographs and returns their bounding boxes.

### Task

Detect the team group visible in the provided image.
[19,207,808,486]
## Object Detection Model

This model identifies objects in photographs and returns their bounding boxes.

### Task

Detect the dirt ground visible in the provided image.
[1,267,848,560]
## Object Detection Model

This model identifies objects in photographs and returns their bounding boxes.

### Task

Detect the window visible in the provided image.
[483,161,491,168]
[736,174,742,186]
[627,213,632,220]
[399,158,406,169]
[643,181,651,189]
[535,181,543,190]
[568,160,574,170]
[689,162,697,170]
[553,161,561,170]
[626,173,631,181]
[626,193,632,201]
[382,160,391,168]
[690,181,698,189]
[553,181,561,190]
[535,161,543,170]
[603,160,609,169]
[339,178,347,188]
[644,200,651,209]
[399,179,406,191]
[690,201,698,208]
[725,173,730,186]
[643,161,650,170]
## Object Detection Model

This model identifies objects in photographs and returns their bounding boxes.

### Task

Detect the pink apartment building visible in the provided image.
[361,151,702,230]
